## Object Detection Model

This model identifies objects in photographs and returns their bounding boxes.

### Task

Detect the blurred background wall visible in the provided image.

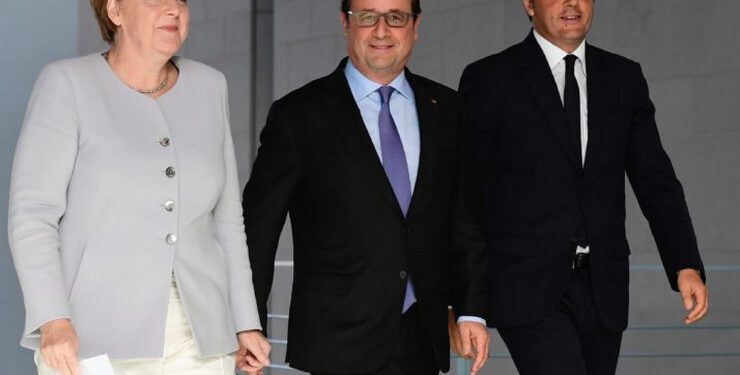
[1,1,738,374]
[1,3,79,373]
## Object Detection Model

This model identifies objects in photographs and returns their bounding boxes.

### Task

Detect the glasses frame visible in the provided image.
[346,10,417,28]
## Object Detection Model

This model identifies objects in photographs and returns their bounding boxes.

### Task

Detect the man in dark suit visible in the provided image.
[243,0,490,374]
[458,0,709,374]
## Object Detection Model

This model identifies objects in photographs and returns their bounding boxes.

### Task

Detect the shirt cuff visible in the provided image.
[457,315,487,326]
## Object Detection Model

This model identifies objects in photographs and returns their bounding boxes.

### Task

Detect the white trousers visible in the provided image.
[36,278,236,375]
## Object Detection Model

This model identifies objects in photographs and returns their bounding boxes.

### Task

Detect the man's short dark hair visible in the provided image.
[341,0,422,17]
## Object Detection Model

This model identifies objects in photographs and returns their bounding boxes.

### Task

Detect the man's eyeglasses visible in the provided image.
[346,11,416,28]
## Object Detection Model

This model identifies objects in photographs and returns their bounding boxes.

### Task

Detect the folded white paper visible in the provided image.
[79,354,115,375]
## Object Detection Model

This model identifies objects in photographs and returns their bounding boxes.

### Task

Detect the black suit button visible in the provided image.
[399,270,407,279]
[165,166,176,178]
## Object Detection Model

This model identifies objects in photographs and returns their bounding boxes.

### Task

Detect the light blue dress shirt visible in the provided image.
[344,59,420,191]
[343,60,486,326]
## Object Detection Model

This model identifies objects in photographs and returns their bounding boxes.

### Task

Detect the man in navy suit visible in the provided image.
[458,0,709,374]
[244,0,490,373]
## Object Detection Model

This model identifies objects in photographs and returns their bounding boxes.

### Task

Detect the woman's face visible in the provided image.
[109,0,189,58]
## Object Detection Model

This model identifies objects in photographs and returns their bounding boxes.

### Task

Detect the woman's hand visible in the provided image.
[235,330,271,374]
[39,319,80,375]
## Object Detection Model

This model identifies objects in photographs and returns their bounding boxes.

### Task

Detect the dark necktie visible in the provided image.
[377,86,416,312]
[564,55,589,248]
[564,54,582,165]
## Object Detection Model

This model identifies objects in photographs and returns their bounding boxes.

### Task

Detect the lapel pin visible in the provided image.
[430,98,438,104]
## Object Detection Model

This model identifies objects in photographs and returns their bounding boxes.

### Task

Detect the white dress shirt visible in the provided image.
[533,30,590,255]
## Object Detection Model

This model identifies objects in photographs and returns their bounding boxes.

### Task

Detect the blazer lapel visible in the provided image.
[583,44,608,177]
[520,32,582,172]
[320,59,403,214]
[405,70,437,218]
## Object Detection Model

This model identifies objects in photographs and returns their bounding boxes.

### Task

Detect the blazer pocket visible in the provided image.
[488,236,539,277]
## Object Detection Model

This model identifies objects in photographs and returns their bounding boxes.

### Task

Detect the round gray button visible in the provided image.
[163,200,175,212]
[165,233,177,246]
[399,270,407,279]
[159,137,171,147]
[165,167,176,178]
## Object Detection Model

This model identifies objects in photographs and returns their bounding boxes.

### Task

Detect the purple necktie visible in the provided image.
[378,86,416,312]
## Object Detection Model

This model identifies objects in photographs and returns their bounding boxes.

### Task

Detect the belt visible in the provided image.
[572,252,590,270]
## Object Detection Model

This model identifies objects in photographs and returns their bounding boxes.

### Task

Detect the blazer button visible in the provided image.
[165,233,178,246]
[399,270,408,279]
[159,137,171,147]
[165,167,176,178]
[163,200,175,212]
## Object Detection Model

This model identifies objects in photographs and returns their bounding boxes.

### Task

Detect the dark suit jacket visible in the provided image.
[243,58,487,373]
[458,32,705,333]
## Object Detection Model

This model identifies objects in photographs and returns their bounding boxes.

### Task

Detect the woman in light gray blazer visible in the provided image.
[8,0,270,374]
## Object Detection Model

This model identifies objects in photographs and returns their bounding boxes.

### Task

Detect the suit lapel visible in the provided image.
[321,59,403,214]
[405,71,437,218]
[583,44,608,177]
[520,32,582,172]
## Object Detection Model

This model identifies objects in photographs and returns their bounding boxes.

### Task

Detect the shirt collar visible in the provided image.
[533,29,587,74]
[344,58,415,103]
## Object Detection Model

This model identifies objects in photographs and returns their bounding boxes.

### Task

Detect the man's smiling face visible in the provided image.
[342,0,420,84]
[523,0,593,53]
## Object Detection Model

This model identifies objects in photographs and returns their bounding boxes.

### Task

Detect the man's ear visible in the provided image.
[522,0,535,18]
[413,15,422,41]
[340,12,349,33]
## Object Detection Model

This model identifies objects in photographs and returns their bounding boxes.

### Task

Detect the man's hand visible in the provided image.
[235,330,271,374]
[458,321,490,375]
[448,311,490,374]
[448,310,465,358]
[677,268,709,324]
[39,318,80,375]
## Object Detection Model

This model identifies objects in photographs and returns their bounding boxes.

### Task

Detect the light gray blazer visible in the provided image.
[8,53,261,359]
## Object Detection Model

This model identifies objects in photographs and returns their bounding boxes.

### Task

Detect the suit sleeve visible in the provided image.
[213,75,262,333]
[457,62,498,236]
[8,62,77,339]
[458,62,498,177]
[243,99,300,331]
[448,89,489,320]
[625,63,705,291]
